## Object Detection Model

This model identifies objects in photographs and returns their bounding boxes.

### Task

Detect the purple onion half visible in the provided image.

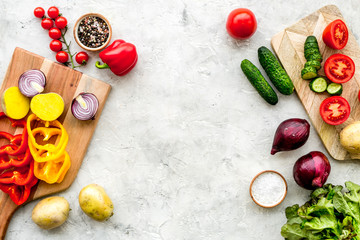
[18,69,46,97]
[293,151,331,190]
[71,93,99,121]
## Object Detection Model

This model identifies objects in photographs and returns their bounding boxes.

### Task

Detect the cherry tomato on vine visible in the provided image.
[50,40,63,52]
[55,16,67,29]
[319,96,350,125]
[34,7,45,18]
[49,28,62,40]
[47,6,60,19]
[75,52,89,65]
[41,18,53,30]
[56,51,69,63]
[226,8,257,40]
[322,19,348,50]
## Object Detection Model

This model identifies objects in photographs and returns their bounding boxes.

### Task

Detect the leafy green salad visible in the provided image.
[281,182,360,239]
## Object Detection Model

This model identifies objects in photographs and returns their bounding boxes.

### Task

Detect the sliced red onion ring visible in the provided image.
[18,69,46,97]
[71,93,99,120]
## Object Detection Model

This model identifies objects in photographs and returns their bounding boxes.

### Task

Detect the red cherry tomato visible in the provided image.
[34,7,45,18]
[358,90,360,102]
[56,51,69,63]
[324,54,355,84]
[226,8,257,40]
[75,52,89,65]
[319,96,350,125]
[49,40,63,52]
[41,18,53,30]
[322,19,348,50]
[49,28,62,40]
[55,16,67,29]
[47,6,60,19]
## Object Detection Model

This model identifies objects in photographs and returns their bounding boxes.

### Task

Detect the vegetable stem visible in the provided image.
[61,26,76,69]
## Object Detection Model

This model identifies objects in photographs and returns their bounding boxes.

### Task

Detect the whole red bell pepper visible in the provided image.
[95,39,138,76]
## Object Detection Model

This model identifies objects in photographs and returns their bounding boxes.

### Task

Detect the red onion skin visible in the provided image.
[271,118,310,155]
[293,151,331,190]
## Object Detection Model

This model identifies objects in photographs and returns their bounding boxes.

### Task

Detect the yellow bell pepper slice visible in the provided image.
[34,151,71,184]
[27,114,68,152]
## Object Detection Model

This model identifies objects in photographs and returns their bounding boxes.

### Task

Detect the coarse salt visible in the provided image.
[251,171,287,207]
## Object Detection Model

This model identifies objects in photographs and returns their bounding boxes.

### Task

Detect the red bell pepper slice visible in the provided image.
[0,112,28,156]
[0,177,38,205]
[0,148,32,170]
[0,159,35,185]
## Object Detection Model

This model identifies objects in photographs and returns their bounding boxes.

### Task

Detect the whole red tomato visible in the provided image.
[75,52,89,65]
[56,51,69,63]
[41,18,53,30]
[55,16,67,29]
[34,7,45,18]
[49,28,62,40]
[47,6,59,19]
[50,40,62,52]
[226,8,257,40]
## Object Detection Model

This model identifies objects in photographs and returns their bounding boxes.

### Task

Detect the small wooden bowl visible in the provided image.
[73,13,112,52]
[249,170,288,208]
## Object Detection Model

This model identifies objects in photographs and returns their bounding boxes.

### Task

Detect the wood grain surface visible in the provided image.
[271,5,360,161]
[0,47,111,239]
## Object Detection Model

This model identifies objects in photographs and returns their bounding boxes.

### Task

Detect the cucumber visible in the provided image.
[257,46,294,95]
[309,77,327,93]
[305,60,321,70]
[305,48,320,60]
[304,42,319,51]
[305,36,318,44]
[240,59,278,105]
[301,66,317,80]
[307,53,323,62]
[327,82,343,95]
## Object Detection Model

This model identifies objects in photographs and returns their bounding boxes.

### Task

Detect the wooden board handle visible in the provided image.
[0,194,19,240]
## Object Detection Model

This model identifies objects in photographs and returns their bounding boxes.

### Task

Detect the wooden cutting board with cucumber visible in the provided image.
[271,5,360,161]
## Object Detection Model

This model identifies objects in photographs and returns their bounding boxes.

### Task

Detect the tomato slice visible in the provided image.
[322,19,348,50]
[324,54,355,84]
[319,96,350,125]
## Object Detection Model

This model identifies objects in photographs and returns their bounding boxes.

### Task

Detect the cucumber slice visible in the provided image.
[309,77,327,93]
[301,66,318,80]
[327,82,343,95]
[305,60,321,70]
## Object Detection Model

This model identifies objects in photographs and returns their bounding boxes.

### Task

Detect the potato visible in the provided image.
[340,121,360,153]
[32,196,70,230]
[78,184,114,221]
[1,86,30,119]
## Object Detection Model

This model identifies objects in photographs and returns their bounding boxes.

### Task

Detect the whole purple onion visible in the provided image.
[271,118,310,155]
[293,151,331,190]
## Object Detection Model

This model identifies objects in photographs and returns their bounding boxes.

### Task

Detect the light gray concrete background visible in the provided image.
[1,0,359,239]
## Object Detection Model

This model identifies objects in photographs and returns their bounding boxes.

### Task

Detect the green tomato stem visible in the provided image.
[61,26,76,69]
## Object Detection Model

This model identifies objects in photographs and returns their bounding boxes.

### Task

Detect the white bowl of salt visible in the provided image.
[250,170,287,208]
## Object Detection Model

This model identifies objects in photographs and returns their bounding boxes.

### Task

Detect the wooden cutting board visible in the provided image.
[271,5,360,161]
[0,47,111,239]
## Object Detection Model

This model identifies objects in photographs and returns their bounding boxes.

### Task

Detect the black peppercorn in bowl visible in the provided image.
[73,13,112,52]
